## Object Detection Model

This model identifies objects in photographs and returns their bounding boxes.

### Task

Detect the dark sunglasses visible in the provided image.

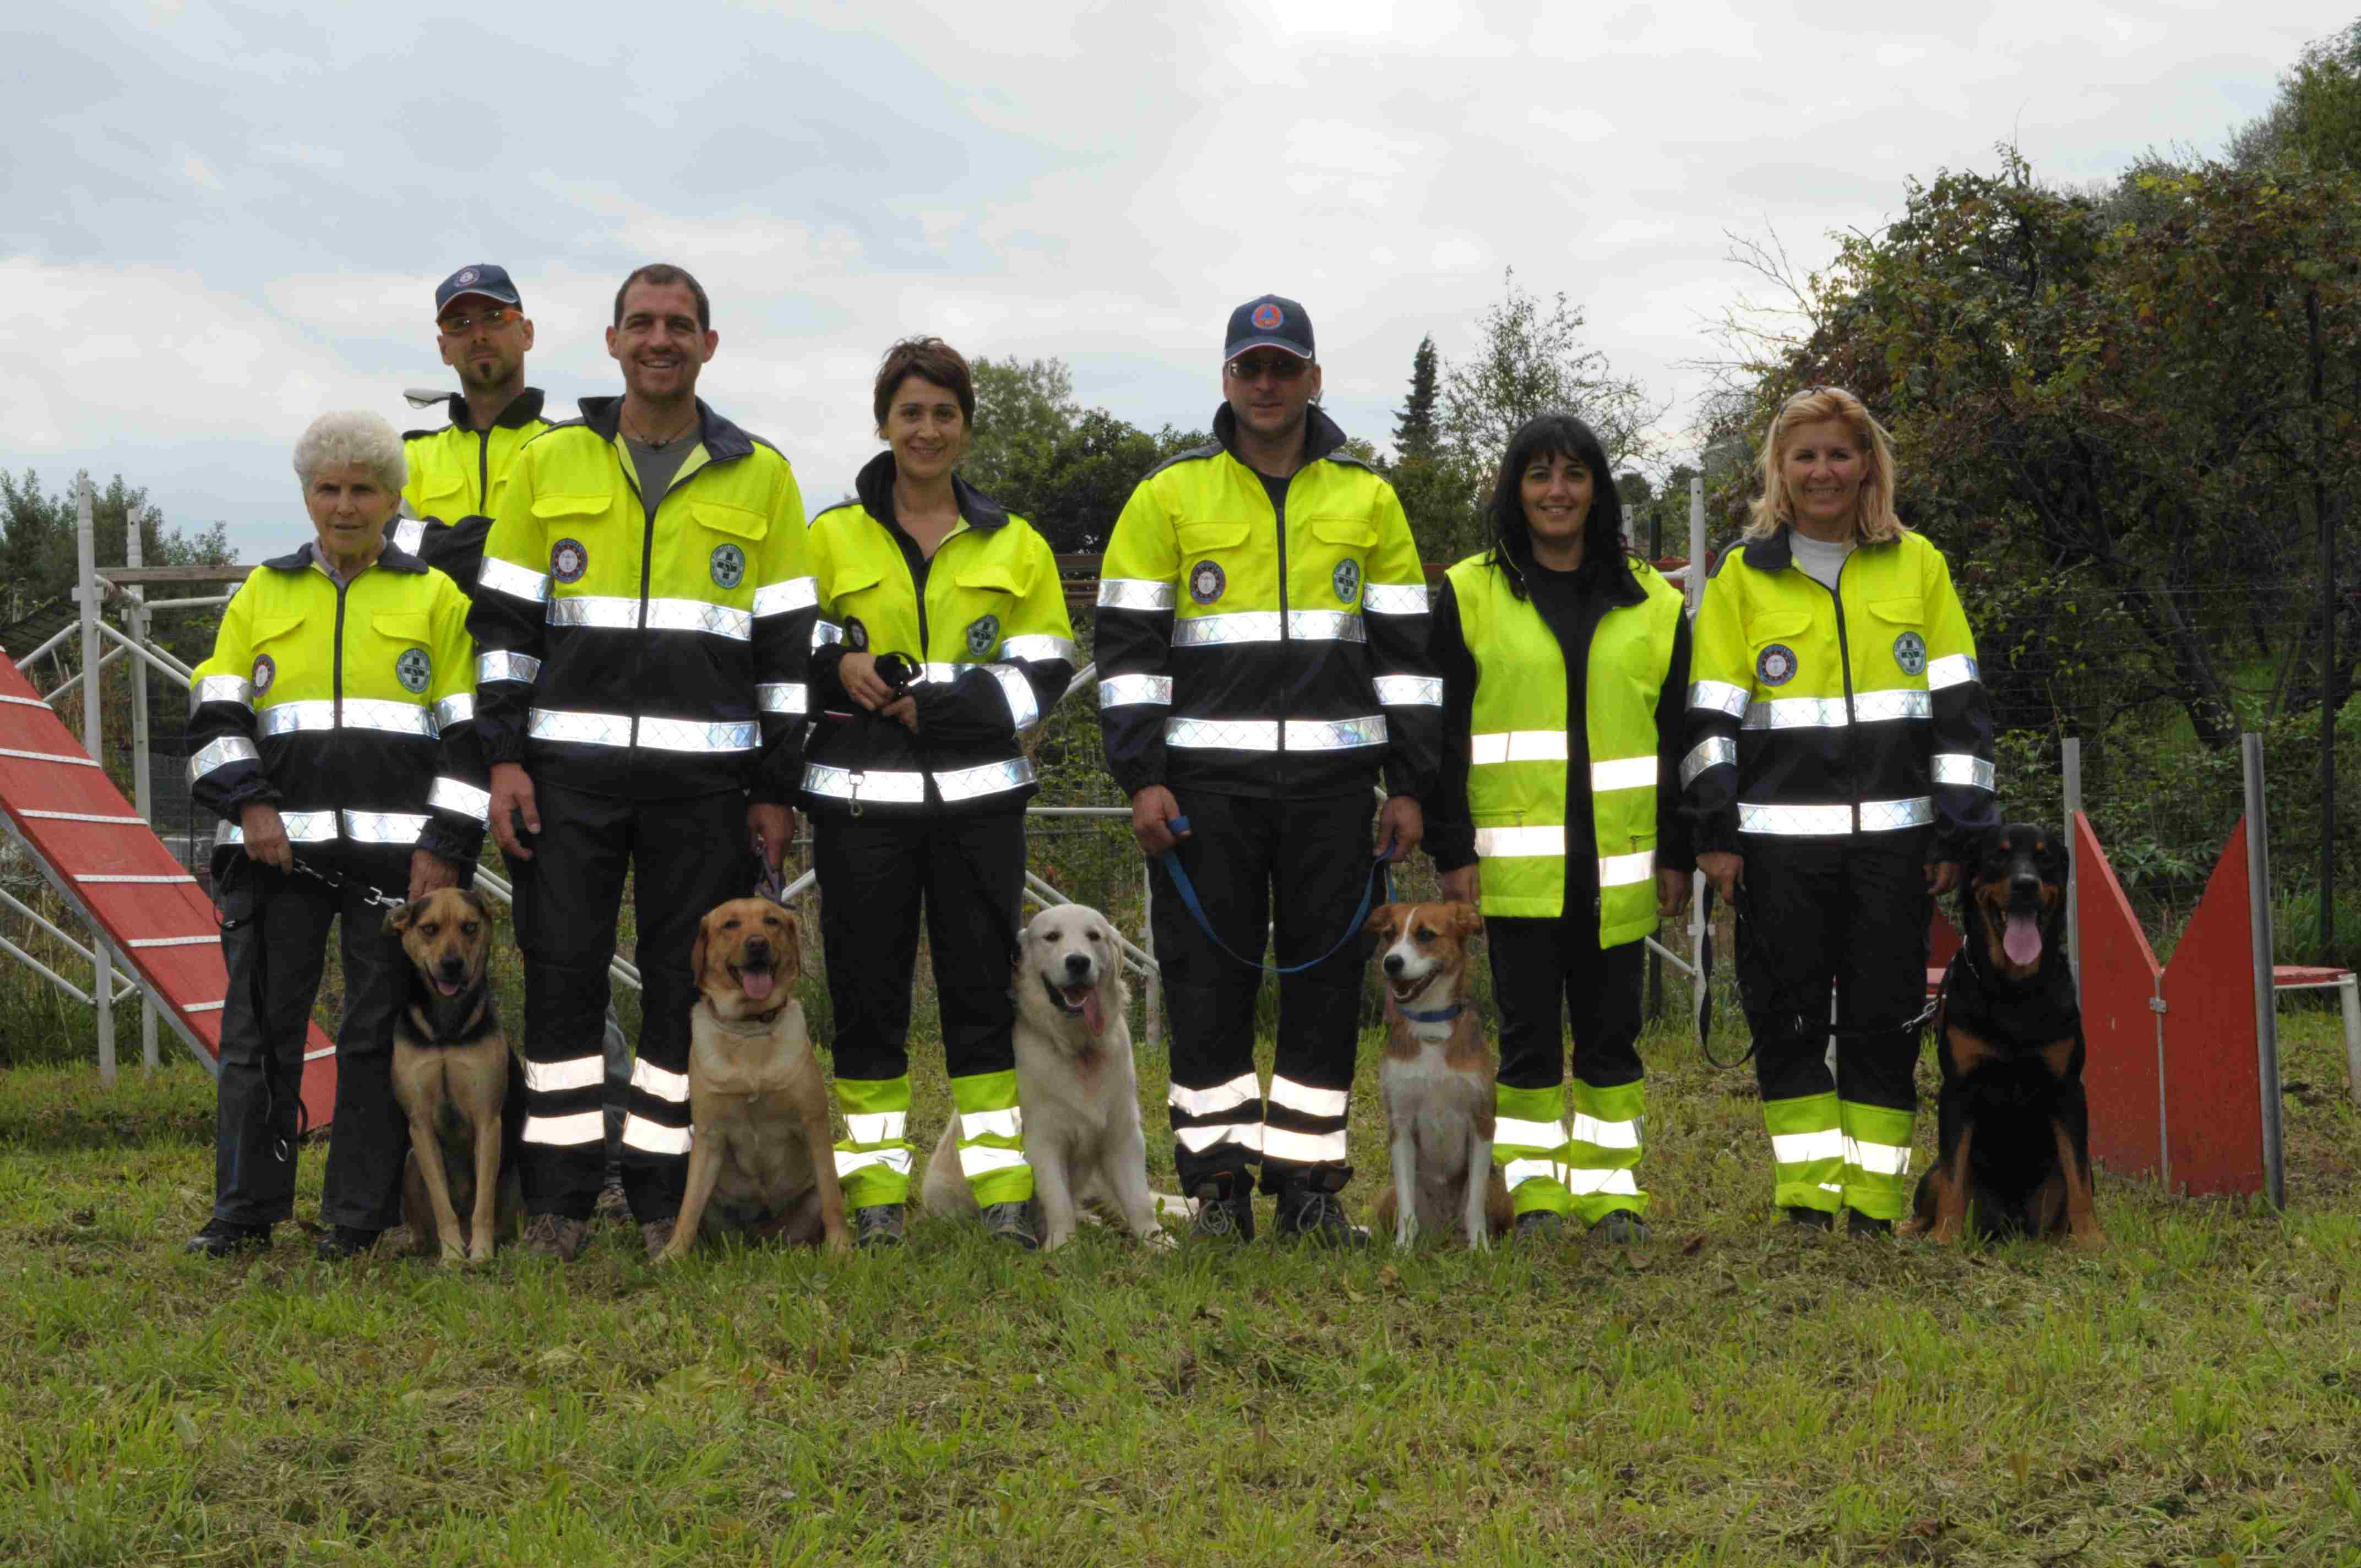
[437,306,522,336]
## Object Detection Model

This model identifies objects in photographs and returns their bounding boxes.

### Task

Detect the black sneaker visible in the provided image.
[314,1225,382,1261]
[1186,1175,1255,1243]
[1846,1211,1895,1239]
[1273,1168,1368,1248]
[186,1218,270,1259]
[853,1204,906,1249]
[1591,1210,1652,1245]
[1513,1210,1568,1241]
[981,1201,1040,1250]
[1783,1206,1836,1231]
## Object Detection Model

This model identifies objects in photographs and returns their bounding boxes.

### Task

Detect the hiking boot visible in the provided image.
[313,1225,383,1261]
[1186,1175,1255,1243]
[1846,1211,1895,1239]
[853,1204,906,1249]
[1783,1206,1836,1231]
[981,1201,1040,1250]
[185,1218,270,1259]
[594,1182,630,1222]
[1513,1210,1568,1242]
[640,1218,677,1258]
[1273,1168,1368,1248]
[520,1212,590,1262]
[1590,1210,1651,1245]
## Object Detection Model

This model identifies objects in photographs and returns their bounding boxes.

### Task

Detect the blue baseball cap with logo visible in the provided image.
[1224,293,1313,361]
[434,263,522,314]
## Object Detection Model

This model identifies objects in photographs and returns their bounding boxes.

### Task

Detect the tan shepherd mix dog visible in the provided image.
[386,887,521,1265]
[659,897,852,1260]
[1366,901,1512,1250]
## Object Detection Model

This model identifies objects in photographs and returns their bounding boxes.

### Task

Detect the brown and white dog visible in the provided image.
[385,886,522,1265]
[922,903,1173,1250]
[1365,901,1513,1250]
[659,897,852,1260]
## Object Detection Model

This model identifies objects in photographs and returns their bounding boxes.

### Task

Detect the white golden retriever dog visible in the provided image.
[923,903,1173,1250]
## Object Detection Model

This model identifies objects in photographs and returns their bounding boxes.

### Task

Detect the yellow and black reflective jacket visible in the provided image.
[467,396,818,803]
[1095,405,1441,802]
[803,454,1075,818]
[400,388,554,526]
[1682,525,1994,857]
[188,538,487,877]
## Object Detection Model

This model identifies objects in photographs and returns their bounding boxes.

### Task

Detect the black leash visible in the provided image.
[1699,881,1943,1072]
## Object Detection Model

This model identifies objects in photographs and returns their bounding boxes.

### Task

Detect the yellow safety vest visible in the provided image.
[401,389,555,523]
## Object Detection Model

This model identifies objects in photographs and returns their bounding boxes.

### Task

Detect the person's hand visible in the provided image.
[408,850,462,901]
[1926,860,1961,896]
[1439,863,1481,906]
[839,652,895,711]
[1696,850,1744,903]
[882,694,918,732]
[1375,794,1423,864]
[1130,785,1184,856]
[488,762,539,862]
[238,803,292,869]
[1656,867,1692,919]
[748,801,796,874]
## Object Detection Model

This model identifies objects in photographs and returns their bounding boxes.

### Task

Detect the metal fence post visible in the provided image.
[1140,859,1162,1054]
[2062,736,2082,999]
[1687,475,1709,1039]
[127,507,158,1071]
[75,475,116,1086]
[2242,733,2286,1209]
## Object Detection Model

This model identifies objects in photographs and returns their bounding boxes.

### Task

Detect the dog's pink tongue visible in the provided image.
[740,969,776,1002]
[1080,986,1105,1036]
[2003,914,2043,967]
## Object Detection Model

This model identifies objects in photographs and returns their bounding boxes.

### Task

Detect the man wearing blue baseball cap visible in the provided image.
[1096,294,1441,1245]
[397,264,556,552]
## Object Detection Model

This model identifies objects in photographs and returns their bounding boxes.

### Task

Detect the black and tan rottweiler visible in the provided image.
[385,886,524,1264]
[1903,823,2107,1250]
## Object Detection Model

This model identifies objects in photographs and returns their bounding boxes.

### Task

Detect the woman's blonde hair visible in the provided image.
[1743,386,1903,543]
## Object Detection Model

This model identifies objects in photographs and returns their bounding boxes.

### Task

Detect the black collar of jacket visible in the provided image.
[404,386,548,440]
[852,449,1010,535]
[259,538,430,575]
[1739,524,1898,573]
[1211,402,1353,470]
[575,395,757,464]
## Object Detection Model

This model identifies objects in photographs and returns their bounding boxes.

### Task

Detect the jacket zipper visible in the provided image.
[619,446,657,752]
[1813,553,1860,832]
[1272,469,1291,790]
[476,427,492,513]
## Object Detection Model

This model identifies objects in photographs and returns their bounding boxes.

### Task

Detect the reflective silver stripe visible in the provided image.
[351,699,440,738]
[477,650,540,684]
[1569,1112,1641,1150]
[1504,1157,1563,1190]
[757,683,808,715]
[1772,1130,1845,1166]
[344,811,427,845]
[522,1110,605,1146]
[1852,688,1933,723]
[637,717,757,754]
[621,1114,692,1156]
[1744,696,1849,731]
[434,693,475,729]
[257,701,335,737]
[1845,1135,1913,1177]
[527,707,629,747]
[1471,730,1567,765]
[1288,715,1386,750]
[524,1055,605,1094]
[812,619,844,648]
[1373,674,1443,706]
[1359,582,1429,614]
[547,595,754,641]
[1288,610,1363,641]
[935,758,1037,802]
[1598,849,1654,888]
[910,662,966,686]
[802,764,927,804]
[189,736,259,780]
[834,1146,915,1177]
[1591,755,1656,793]
[1098,673,1173,707]
[427,777,491,821]
[1932,753,1995,791]
[750,576,820,617]
[1098,577,1177,611]
[630,1057,692,1105]
[1859,796,1935,831]
[1168,611,1368,647]
[1680,737,1736,788]
[1176,1123,1263,1153]
[1261,1125,1348,1163]
[1475,824,1564,857]
[986,664,1038,732]
[218,809,337,845]
[1495,1115,1567,1149]
[1169,1072,1260,1118]
[1924,654,1979,690]
[1566,1168,1640,1197]
[959,1143,1030,1176]
[845,1112,906,1145]
[479,556,550,604]
[1688,679,1749,718]
[960,1107,1024,1140]
[1737,803,1853,836]
[1166,717,1276,750]
[391,518,426,556]
[192,676,252,709]
[1268,1075,1348,1119]
[1001,634,1076,663]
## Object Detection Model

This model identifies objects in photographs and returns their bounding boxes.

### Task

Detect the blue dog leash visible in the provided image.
[1155,814,1394,975]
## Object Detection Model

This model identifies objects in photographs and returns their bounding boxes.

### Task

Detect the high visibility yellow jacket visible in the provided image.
[188,537,487,875]
[803,454,1076,818]
[467,396,818,802]
[1095,405,1441,802]
[1437,552,1687,943]
[1682,525,1995,857]
[400,388,555,526]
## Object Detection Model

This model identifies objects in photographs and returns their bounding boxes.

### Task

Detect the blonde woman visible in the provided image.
[1682,387,1995,1235]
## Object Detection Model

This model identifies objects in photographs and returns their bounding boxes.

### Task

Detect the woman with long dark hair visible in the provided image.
[1426,412,1690,1242]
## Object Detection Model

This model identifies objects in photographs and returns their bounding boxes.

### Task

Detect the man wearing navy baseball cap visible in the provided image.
[1095,293,1440,1246]
[398,264,556,539]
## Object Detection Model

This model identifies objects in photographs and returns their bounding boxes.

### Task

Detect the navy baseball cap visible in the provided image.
[434,264,521,314]
[1224,294,1314,361]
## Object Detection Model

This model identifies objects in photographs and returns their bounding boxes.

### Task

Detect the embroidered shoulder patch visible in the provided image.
[710,543,745,589]
[1332,558,1361,603]
[1756,643,1798,687]
[1892,630,1927,676]
[1189,560,1226,606]
[965,613,1000,657]
[551,538,588,584]
[395,648,431,694]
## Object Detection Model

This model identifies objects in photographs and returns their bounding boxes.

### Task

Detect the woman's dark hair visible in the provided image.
[872,336,976,431]
[1484,412,1626,600]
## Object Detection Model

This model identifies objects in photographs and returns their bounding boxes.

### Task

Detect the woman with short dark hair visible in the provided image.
[803,337,1076,1249]
[1426,412,1691,1243]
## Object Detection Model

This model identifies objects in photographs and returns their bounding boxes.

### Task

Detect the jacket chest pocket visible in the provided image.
[1305,516,1376,608]
[370,611,436,698]
[942,564,1028,661]
[532,495,622,590]
[1860,597,1929,682]
[685,501,768,596]
[1176,520,1253,609]
[820,564,911,657]
[1743,610,1814,691]
[246,611,308,699]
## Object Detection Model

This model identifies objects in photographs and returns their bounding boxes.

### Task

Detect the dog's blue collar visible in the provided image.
[1399,1001,1463,1024]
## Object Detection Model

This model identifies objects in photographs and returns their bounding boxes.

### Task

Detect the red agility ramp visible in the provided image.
[0,655,338,1127]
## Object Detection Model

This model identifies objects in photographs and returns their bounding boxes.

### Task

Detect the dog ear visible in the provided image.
[1364,902,1399,938]
[1449,902,1485,939]
[383,897,420,937]
[457,885,490,919]
[776,906,802,952]
[689,914,713,990]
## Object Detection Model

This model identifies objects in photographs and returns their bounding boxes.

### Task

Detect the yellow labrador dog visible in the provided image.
[923,903,1172,1250]
[659,897,851,1260]
[386,887,522,1265]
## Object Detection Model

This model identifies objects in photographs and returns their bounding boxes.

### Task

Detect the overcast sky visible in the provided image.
[1,0,2330,561]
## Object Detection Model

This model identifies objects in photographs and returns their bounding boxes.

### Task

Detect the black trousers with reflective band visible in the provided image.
[810,808,1025,1086]
[211,867,408,1231]
[1487,905,1646,1094]
[512,780,755,1222]
[1150,788,1377,1197]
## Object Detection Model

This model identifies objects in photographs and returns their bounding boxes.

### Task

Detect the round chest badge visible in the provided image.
[251,654,276,695]
[1892,630,1928,677]
[710,543,745,590]
[1332,558,1361,603]
[550,538,588,584]
[965,613,1001,657]
[1189,560,1226,606]
[1756,643,1798,687]
[843,617,868,652]
[396,647,432,694]
[1252,302,1283,331]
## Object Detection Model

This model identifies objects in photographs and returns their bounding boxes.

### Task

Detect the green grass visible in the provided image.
[3,998,2359,1566]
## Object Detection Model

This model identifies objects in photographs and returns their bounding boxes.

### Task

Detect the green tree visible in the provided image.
[1391,335,1440,459]
[964,355,1080,499]
[991,411,1207,555]
[1440,269,1664,471]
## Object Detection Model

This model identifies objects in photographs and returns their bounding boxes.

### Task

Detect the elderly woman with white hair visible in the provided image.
[183,410,490,1261]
